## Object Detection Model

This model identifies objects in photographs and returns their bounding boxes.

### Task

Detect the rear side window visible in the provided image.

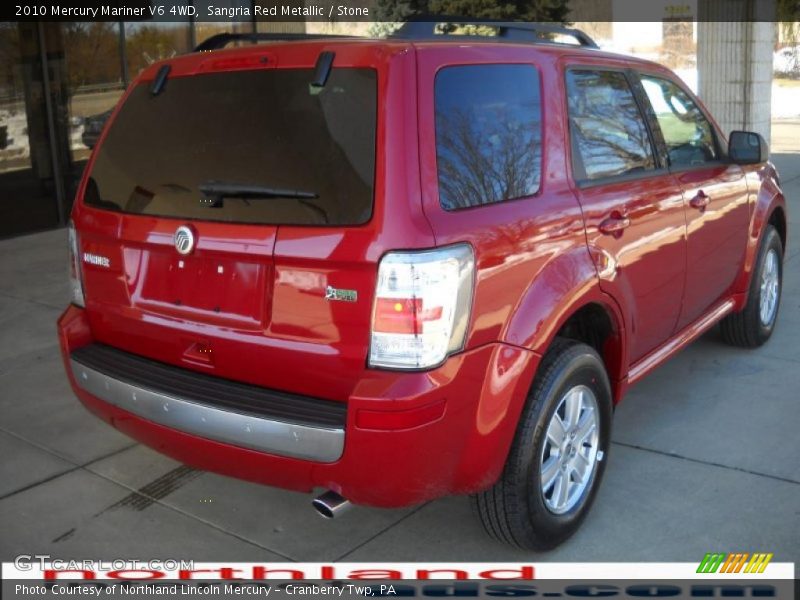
[640,75,719,168]
[85,68,376,226]
[566,70,655,182]
[435,65,542,211]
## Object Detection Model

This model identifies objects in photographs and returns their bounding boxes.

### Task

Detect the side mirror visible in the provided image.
[729,130,769,164]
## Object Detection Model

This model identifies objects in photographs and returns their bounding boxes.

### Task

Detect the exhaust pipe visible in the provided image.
[312,490,351,519]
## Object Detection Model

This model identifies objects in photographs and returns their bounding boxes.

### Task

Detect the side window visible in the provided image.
[566,70,656,182]
[640,75,719,168]
[435,65,542,211]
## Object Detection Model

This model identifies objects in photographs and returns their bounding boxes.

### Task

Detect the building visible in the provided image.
[0,19,302,238]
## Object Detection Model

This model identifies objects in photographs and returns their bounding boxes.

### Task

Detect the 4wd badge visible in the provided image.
[325,286,357,303]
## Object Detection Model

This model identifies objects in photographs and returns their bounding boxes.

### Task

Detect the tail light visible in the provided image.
[68,221,85,307]
[369,244,474,370]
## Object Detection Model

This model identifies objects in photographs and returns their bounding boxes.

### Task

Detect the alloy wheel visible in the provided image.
[759,248,780,326]
[540,385,601,515]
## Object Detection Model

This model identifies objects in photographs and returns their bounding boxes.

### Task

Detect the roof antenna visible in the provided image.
[151,64,171,96]
[311,51,335,88]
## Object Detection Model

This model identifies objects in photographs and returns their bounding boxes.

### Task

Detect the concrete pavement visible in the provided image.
[1,152,798,564]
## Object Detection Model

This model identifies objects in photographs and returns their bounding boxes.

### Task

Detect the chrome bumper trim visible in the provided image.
[70,359,344,463]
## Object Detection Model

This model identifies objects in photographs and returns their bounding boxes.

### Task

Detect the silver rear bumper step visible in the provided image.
[71,359,345,463]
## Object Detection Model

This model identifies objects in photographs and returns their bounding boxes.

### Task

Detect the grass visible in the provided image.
[654,112,698,146]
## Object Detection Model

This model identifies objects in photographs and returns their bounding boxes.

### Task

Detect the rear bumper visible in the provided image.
[69,351,344,463]
[58,305,540,507]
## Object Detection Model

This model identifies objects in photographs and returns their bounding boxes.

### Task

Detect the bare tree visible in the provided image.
[436,105,541,210]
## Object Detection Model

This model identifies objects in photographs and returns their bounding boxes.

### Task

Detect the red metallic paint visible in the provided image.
[576,176,688,363]
[674,164,750,329]
[58,39,786,507]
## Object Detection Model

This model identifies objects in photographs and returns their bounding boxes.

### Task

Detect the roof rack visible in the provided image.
[194,32,358,52]
[193,20,598,54]
[390,19,599,49]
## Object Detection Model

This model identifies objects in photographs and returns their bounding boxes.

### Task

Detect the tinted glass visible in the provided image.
[435,65,542,210]
[566,70,655,181]
[85,68,376,226]
[641,75,718,168]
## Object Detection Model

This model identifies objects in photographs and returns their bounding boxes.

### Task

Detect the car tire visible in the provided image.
[720,225,783,348]
[473,338,612,550]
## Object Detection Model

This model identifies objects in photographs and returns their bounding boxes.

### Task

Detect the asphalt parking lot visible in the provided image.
[1,141,798,565]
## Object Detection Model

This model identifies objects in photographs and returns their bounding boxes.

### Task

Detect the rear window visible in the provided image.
[84,68,377,226]
[434,64,542,211]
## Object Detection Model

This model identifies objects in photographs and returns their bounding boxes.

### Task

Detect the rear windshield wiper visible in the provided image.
[198,180,327,223]
[199,181,318,203]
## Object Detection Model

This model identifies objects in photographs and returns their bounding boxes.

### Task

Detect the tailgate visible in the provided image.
[75,55,382,402]
[79,216,377,403]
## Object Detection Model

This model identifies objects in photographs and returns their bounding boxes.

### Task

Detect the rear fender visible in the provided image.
[502,246,628,400]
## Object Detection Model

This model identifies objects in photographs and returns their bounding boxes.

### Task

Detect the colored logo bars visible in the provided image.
[697,553,774,574]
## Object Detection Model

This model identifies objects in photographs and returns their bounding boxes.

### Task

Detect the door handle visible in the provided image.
[598,214,631,236]
[690,190,710,210]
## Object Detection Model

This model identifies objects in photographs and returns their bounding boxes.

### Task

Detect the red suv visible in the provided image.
[58,22,787,549]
